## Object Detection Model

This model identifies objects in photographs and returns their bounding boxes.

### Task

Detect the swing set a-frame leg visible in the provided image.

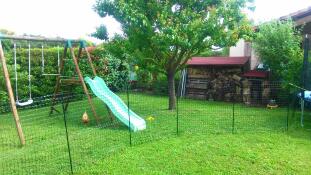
[0,41,25,146]
[70,46,100,124]
[49,45,68,115]
[83,45,114,121]
[50,40,111,124]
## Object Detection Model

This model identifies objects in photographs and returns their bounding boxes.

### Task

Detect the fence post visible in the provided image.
[176,73,184,136]
[176,94,179,135]
[232,96,235,134]
[286,91,297,132]
[127,81,132,146]
[286,104,289,132]
[61,94,74,174]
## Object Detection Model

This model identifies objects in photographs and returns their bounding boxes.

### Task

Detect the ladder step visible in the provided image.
[42,74,61,76]
[60,79,80,84]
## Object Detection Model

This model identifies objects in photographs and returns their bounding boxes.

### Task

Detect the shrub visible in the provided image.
[0,46,129,106]
[91,47,129,91]
[253,20,303,87]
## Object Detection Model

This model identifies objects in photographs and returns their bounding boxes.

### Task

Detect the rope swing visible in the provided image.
[14,43,33,106]
[41,44,61,76]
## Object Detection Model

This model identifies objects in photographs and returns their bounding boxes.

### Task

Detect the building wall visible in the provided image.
[229,39,260,70]
[229,39,246,57]
[250,46,260,70]
[229,8,311,71]
[301,21,311,34]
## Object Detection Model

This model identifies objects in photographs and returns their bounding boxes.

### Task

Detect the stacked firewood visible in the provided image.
[186,67,275,105]
[186,67,243,101]
[241,79,272,105]
[241,79,251,104]
[261,80,271,104]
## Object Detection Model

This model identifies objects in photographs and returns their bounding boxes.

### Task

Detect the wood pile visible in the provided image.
[241,79,251,104]
[261,80,271,104]
[241,80,272,105]
[186,67,243,101]
[185,67,278,105]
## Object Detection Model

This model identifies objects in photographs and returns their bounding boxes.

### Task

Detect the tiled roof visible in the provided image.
[242,70,268,78]
[187,57,249,66]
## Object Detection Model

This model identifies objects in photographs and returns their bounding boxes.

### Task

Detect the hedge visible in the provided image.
[0,46,129,104]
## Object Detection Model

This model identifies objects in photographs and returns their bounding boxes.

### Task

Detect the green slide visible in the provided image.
[85,76,146,132]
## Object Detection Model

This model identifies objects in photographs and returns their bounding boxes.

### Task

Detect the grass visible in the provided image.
[0,93,311,174]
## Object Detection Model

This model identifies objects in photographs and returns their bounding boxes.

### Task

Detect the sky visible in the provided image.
[0,0,311,44]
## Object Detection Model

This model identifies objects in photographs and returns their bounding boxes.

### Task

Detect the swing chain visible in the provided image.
[13,42,33,106]
[41,43,61,76]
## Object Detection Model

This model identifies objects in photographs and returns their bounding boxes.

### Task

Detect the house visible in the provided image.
[181,7,311,104]
[230,6,311,69]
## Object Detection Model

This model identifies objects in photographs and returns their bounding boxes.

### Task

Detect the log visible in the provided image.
[232,74,241,81]
[243,88,250,95]
[242,80,250,88]
[224,93,232,101]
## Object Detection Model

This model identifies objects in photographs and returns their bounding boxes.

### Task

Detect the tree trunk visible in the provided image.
[167,70,176,110]
[152,72,158,81]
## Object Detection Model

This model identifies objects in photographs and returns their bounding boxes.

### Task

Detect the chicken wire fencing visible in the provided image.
[0,94,74,174]
[0,89,178,174]
[177,80,293,134]
[0,80,309,174]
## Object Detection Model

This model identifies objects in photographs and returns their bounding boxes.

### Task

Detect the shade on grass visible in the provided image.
[0,93,310,174]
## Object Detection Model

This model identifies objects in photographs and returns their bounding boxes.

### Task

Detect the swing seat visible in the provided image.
[16,99,34,107]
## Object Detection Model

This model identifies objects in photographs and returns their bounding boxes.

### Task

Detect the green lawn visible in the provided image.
[0,93,311,174]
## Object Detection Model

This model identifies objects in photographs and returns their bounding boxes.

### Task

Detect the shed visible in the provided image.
[184,57,250,101]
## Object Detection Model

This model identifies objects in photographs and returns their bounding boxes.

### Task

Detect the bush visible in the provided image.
[0,46,129,105]
[253,20,303,86]
[135,70,152,90]
[151,76,169,95]
[0,47,60,102]
[91,47,129,91]
[134,70,182,95]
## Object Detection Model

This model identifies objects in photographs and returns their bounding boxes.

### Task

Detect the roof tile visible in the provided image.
[187,57,250,66]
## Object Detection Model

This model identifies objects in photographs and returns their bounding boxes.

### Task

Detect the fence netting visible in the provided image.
[0,95,71,174]
[0,80,310,174]
[178,81,290,134]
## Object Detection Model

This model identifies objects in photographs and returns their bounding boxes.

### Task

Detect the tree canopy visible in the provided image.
[91,24,109,41]
[94,0,254,109]
[0,29,15,35]
[253,20,303,86]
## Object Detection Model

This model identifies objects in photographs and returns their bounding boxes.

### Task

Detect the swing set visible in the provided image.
[0,34,101,146]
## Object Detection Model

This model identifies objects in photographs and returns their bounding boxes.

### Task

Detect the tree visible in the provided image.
[91,24,109,41]
[253,20,303,86]
[94,0,254,110]
[0,29,15,51]
[0,29,15,35]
